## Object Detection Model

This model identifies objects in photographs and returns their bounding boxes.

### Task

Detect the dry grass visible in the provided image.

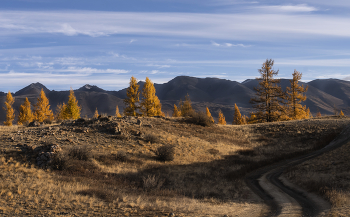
[1,116,349,216]
[285,128,350,217]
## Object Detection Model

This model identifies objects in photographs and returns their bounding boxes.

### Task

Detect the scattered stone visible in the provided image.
[168,213,175,217]
[28,121,40,127]
[137,119,142,127]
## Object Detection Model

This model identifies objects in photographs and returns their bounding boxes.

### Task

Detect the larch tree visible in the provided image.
[154,97,164,116]
[124,76,140,116]
[172,104,181,117]
[180,94,193,117]
[206,107,214,123]
[140,77,163,117]
[218,110,226,125]
[64,88,81,119]
[56,103,68,120]
[340,110,345,116]
[233,103,244,125]
[286,70,309,120]
[34,89,54,122]
[250,59,287,123]
[93,108,99,118]
[115,105,122,118]
[3,91,15,126]
[18,97,33,125]
[316,111,321,117]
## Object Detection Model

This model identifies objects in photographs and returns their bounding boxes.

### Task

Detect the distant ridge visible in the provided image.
[1,76,350,124]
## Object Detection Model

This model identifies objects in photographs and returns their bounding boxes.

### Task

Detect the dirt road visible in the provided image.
[246,124,350,217]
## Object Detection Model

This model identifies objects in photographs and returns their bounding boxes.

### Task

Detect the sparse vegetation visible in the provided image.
[185,111,214,127]
[155,144,175,161]
[0,114,349,216]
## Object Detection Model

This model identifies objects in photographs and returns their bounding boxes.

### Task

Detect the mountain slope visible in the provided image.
[1,76,350,124]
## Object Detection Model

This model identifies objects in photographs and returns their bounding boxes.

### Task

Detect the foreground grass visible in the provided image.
[285,122,350,216]
[0,116,349,216]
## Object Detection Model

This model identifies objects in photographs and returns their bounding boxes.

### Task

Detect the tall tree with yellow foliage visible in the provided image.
[34,89,54,122]
[286,70,309,120]
[140,77,163,116]
[3,91,15,126]
[115,105,122,118]
[93,108,99,118]
[56,103,68,120]
[172,105,181,117]
[218,110,226,125]
[124,76,140,116]
[18,97,33,125]
[233,103,244,125]
[64,88,81,119]
[179,94,193,117]
[206,107,214,123]
[250,59,286,123]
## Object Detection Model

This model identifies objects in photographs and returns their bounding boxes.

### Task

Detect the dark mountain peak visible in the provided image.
[78,84,105,92]
[15,82,50,96]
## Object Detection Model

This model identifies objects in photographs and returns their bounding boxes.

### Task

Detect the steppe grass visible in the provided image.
[0,116,349,216]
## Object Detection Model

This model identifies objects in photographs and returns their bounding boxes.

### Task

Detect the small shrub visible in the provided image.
[50,153,67,170]
[144,133,160,144]
[43,119,53,125]
[185,111,214,127]
[208,148,220,156]
[68,146,91,161]
[155,145,175,162]
[142,175,165,191]
[116,151,128,162]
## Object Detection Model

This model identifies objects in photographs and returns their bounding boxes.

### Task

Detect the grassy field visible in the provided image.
[0,116,349,216]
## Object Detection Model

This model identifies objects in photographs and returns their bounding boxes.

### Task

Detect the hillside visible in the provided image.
[1,76,350,124]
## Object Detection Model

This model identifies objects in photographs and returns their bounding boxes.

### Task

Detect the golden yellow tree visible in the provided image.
[250,59,287,123]
[124,76,140,116]
[140,77,163,116]
[93,108,99,118]
[18,97,33,125]
[56,103,68,120]
[3,91,15,126]
[316,111,321,117]
[172,104,181,117]
[206,107,214,123]
[115,105,122,118]
[286,70,309,120]
[340,110,345,116]
[248,113,257,124]
[34,89,54,122]
[218,110,226,125]
[233,103,244,125]
[154,97,164,116]
[179,94,193,117]
[64,88,81,119]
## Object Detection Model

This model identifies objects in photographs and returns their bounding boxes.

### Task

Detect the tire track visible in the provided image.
[246,124,350,217]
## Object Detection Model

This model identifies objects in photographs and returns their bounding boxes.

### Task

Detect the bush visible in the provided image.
[144,133,160,144]
[68,146,91,161]
[185,111,214,127]
[116,151,128,162]
[50,153,67,170]
[155,145,175,162]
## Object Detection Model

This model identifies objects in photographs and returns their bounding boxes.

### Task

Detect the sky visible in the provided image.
[1,0,350,92]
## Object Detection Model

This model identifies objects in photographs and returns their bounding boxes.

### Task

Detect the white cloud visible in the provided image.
[257,4,318,13]
[146,63,171,68]
[63,67,130,74]
[1,10,350,41]
[211,41,221,46]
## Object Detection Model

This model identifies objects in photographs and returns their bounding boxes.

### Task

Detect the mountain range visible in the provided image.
[0,76,349,124]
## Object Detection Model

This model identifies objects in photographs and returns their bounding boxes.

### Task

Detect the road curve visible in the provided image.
[245,124,350,217]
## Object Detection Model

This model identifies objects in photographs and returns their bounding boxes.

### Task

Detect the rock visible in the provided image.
[168,213,175,217]
[28,121,40,127]
[137,119,142,127]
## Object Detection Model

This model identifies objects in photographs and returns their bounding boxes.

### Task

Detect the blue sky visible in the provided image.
[1,0,350,92]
